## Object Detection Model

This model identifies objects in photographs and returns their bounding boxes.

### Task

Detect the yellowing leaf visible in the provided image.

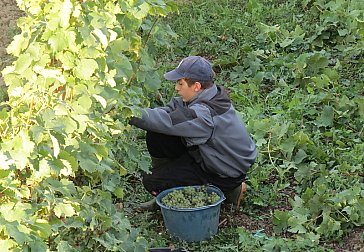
[33,159,52,180]
[72,95,92,114]
[132,2,150,19]
[0,152,14,170]
[59,151,78,171]
[60,160,73,176]
[33,66,66,84]
[54,104,68,116]
[14,53,32,74]
[93,94,107,108]
[48,31,68,52]
[110,38,129,54]
[7,34,30,56]
[75,59,98,80]
[54,203,75,218]
[49,132,60,158]
[61,0,73,28]
[120,165,127,176]
[2,131,35,169]
[0,239,18,251]
[93,29,108,49]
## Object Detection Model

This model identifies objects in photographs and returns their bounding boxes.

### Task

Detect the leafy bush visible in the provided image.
[0,0,176,250]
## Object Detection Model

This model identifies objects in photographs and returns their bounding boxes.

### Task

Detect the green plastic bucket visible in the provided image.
[156,185,225,242]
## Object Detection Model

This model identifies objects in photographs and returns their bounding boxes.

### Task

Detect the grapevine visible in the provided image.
[0,0,177,250]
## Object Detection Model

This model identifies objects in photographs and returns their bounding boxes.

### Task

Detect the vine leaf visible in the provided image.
[54,203,75,218]
[48,31,69,52]
[75,59,98,80]
[49,132,60,158]
[132,2,150,19]
[5,223,32,245]
[315,105,334,127]
[14,53,32,74]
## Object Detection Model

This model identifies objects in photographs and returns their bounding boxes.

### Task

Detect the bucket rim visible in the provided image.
[156,185,226,212]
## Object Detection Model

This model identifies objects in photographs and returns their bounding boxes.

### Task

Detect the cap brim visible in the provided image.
[164,69,184,81]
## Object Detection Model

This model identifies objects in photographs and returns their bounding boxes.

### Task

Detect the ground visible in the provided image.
[220,200,364,252]
[0,1,363,251]
[0,0,22,86]
[126,176,364,251]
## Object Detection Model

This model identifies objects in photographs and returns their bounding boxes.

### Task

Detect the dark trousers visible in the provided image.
[142,131,245,195]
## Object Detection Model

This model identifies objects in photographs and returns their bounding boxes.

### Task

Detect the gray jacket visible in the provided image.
[130,84,257,178]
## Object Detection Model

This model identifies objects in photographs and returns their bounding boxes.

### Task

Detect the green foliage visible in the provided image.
[0,0,177,250]
[237,227,331,252]
[239,0,364,241]
[147,0,363,249]
[2,0,363,250]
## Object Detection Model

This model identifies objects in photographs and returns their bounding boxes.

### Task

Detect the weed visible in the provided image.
[128,0,364,250]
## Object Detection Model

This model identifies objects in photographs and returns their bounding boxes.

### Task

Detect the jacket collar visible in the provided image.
[188,84,218,105]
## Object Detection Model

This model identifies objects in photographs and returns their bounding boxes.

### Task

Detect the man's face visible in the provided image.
[175,79,200,102]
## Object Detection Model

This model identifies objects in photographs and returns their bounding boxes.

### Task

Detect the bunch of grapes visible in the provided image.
[161,186,221,208]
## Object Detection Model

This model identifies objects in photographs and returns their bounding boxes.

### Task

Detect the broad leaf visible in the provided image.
[75,59,98,80]
[5,222,31,245]
[316,105,334,127]
[54,203,76,218]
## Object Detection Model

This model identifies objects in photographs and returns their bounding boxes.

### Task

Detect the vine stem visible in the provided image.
[26,97,35,130]
[267,131,275,166]
[0,119,10,139]
[340,172,364,177]
[344,123,364,138]
[336,209,350,222]
[358,124,364,137]
[127,16,160,86]
[306,213,323,227]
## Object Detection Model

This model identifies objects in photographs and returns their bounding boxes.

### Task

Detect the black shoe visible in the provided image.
[225,182,247,210]
[136,198,158,211]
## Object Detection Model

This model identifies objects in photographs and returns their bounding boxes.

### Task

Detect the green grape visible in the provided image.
[161,186,221,208]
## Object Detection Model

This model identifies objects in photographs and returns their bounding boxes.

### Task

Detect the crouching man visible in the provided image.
[129,56,257,210]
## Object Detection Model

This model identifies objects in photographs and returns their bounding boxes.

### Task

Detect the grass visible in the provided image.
[126,0,364,251]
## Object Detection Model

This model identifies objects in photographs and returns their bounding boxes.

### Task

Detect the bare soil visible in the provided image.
[0,0,23,84]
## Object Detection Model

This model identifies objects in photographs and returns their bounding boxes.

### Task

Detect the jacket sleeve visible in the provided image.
[159,98,179,113]
[130,104,214,146]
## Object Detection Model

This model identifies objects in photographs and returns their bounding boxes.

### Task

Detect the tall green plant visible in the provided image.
[0,0,176,250]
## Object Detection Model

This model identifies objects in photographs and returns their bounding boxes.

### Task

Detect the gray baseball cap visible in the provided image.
[164,56,213,81]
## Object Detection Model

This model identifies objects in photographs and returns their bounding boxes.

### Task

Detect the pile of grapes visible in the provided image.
[161,186,221,208]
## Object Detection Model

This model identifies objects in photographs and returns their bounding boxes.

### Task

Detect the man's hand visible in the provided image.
[128,116,140,126]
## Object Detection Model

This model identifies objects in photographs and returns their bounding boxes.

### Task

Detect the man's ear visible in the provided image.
[194,82,202,92]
